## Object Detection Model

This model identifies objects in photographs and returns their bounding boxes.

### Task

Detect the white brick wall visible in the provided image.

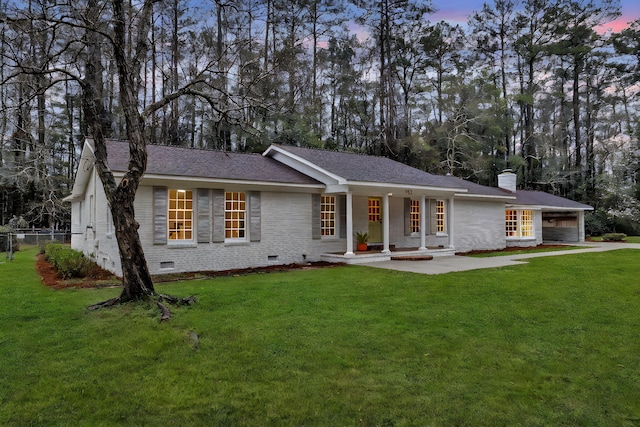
[453,200,506,253]
[75,180,527,275]
[139,189,345,275]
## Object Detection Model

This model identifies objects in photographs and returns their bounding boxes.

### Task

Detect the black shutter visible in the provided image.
[339,194,347,238]
[404,198,411,236]
[312,194,321,240]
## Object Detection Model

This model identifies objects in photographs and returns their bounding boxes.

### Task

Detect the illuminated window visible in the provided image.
[521,210,533,237]
[368,198,381,222]
[410,199,421,233]
[505,209,534,238]
[321,195,336,237]
[505,210,518,237]
[168,189,193,240]
[225,192,246,240]
[436,200,446,233]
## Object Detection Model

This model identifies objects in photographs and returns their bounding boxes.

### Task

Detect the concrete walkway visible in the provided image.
[363,242,640,275]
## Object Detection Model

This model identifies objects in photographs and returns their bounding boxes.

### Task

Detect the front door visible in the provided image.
[368,197,382,243]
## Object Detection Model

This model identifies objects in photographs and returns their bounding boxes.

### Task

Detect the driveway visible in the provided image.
[363,242,640,275]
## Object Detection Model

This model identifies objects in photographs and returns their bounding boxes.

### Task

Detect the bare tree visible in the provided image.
[2,0,265,311]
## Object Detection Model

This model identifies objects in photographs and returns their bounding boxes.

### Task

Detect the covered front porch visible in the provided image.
[320,188,461,263]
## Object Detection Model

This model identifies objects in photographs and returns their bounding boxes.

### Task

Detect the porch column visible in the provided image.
[419,195,427,251]
[448,197,455,250]
[578,210,585,242]
[344,191,354,256]
[382,193,391,254]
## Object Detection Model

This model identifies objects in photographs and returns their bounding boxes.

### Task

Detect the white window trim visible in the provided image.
[321,194,337,239]
[224,191,248,242]
[410,199,421,235]
[168,189,195,244]
[436,200,447,235]
[505,209,536,240]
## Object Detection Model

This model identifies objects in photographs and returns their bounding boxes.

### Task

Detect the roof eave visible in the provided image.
[63,139,96,203]
[140,173,325,190]
[507,203,594,211]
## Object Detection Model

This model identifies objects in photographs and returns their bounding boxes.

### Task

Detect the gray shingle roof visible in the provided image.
[271,145,465,189]
[105,140,321,185]
[437,175,514,198]
[510,190,593,210]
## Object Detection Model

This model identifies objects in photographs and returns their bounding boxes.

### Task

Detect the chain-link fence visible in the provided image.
[1,230,70,262]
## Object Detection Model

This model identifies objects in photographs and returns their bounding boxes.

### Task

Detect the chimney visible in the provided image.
[498,169,517,193]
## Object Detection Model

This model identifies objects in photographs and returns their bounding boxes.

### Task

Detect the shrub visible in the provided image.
[602,233,627,242]
[585,211,612,236]
[45,242,92,279]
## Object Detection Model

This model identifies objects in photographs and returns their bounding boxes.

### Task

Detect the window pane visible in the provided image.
[436,200,445,232]
[225,192,247,240]
[410,199,420,233]
[168,190,193,240]
[321,195,336,237]
[505,210,518,237]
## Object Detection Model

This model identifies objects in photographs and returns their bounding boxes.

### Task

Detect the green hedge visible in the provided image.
[45,242,92,279]
[602,233,627,242]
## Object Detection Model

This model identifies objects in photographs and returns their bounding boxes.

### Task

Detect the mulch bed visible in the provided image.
[36,254,342,290]
[35,253,119,290]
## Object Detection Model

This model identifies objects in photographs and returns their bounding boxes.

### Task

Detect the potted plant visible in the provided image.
[356,231,369,252]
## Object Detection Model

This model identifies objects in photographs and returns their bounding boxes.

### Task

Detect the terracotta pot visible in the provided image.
[357,243,368,251]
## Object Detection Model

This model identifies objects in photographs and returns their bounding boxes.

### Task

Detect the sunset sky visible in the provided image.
[430,0,640,33]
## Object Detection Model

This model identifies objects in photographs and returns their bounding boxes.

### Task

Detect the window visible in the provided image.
[505,210,518,237]
[168,189,193,240]
[225,192,246,240]
[505,209,534,238]
[521,210,533,237]
[410,199,421,233]
[436,200,446,233]
[321,195,336,237]
[106,208,114,237]
[368,198,381,222]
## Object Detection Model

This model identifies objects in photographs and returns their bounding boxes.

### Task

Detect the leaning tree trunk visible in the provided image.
[111,188,155,301]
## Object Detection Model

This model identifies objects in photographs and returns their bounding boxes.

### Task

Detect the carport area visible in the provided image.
[542,211,582,242]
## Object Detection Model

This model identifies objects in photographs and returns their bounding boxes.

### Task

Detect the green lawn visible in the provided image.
[590,235,640,243]
[468,245,587,257]
[1,246,640,426]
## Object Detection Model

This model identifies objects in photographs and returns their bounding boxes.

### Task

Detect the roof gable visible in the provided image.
[264,144,466,191]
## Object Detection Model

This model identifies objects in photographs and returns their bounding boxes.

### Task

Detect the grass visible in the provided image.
[467,245,587,257]
[2,246,640,425]
[590,235,640,243]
